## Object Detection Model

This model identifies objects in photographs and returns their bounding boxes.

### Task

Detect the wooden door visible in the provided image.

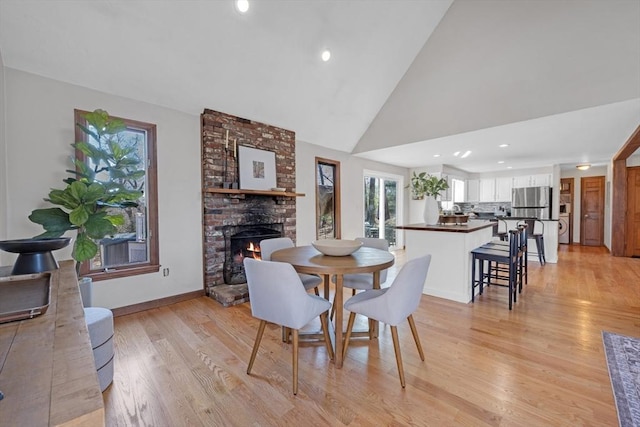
[626,167,640,257]
[580,176,605,246]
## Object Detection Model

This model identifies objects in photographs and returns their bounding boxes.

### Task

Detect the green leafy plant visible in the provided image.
[408,172,449,199]
[29,109,143,268]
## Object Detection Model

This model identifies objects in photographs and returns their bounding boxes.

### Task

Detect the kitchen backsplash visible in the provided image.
[455,202,512,214]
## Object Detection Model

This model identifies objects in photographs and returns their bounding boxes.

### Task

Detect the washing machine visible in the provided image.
[558,213,570,244]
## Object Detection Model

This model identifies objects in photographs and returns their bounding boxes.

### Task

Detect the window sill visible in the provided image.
[83,264,161,281]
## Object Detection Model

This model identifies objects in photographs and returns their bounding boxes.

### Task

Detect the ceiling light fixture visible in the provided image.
[321,49,331,62]
[453,151,460,157]
[498,160,504,164]
[236,0,249,13]
[499,144,509,148]
[460,150,471,158]
[433,154,441,158]
[576,164,591,171]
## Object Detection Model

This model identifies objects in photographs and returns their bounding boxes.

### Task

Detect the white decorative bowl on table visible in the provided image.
[311,239,363,256]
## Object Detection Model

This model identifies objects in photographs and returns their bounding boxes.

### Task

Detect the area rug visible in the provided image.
[602,331,640,427]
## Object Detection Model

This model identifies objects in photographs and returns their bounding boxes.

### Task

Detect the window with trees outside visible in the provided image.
[315,158,341,239]
[364,173,401,249]
[74,109,159,280]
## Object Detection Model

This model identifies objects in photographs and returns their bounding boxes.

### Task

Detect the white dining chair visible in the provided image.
[260,237,321,295]
[244,258,334,395]
[342,254,432,388]
[330,237,390,321]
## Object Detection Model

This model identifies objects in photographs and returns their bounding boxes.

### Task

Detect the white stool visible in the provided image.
[84,307,114,392]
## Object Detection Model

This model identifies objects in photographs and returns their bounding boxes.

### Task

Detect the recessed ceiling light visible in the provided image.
[499,144,509,148]
[236,0,249,13]
[453,151,460,157]
[433,154,441,158]
[460,150,471,158]
[507,166,513,169]
[321,49,331,62]
[498,161,504,164]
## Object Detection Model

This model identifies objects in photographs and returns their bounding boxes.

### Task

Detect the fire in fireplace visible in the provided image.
[224,224,284,284]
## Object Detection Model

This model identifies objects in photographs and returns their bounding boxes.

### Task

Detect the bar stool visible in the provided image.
[471,229,520,310]
[495,218,509,241]
[480,224,527,290]
[519,219,545,265]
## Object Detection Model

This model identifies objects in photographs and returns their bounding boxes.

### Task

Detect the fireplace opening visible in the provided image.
[224,224,283,284]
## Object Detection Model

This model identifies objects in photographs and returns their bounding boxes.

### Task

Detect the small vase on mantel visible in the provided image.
[423,196,440,225]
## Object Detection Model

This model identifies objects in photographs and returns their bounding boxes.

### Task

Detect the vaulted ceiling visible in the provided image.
[1,0,638,173]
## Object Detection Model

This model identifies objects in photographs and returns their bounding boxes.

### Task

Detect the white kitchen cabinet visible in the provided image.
[466,179,479,202]
[530,173,551,187]
[513,174,552,188]
[495,177,513,202]
[479,178,495,202]
[513,175,531,188]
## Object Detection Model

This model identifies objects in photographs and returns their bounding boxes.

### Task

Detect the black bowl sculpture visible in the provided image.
[0,237,71,275]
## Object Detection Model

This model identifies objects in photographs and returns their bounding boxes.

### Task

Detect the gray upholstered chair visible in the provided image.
[244,258,334,395]
[342,255,432,388]
[260,237,321,295]
[330,237,390,321]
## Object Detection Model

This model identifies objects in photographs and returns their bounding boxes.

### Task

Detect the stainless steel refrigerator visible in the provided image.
[511,186,552,219]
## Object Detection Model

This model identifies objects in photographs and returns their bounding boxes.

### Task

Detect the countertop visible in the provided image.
[476,216,559,221]
[396,222,496,233]
[0,260,105,426]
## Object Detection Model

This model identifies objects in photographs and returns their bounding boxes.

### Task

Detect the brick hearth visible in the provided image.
[200,109,297,305]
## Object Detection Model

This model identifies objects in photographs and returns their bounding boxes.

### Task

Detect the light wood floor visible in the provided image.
[103,245,639,426]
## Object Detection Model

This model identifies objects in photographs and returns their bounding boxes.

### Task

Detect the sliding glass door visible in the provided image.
[363,172,403,250]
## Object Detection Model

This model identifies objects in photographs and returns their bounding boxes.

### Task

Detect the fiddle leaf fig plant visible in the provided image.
[29,109,142,268]
[408,172,449,199]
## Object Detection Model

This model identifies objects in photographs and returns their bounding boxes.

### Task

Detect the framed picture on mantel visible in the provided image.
[238,146,277,191]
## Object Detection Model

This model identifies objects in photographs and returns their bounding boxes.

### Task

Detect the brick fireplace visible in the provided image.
[200,109,297,305]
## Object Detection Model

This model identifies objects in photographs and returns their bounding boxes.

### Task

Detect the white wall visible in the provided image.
[295,141,408,246]
[560,166,609,247]
[4,69,202,309]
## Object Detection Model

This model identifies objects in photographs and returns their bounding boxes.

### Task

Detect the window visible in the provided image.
[363,172,402,249]
[315,158,341,239]
[74,109,159,280]
[441,178,465,211]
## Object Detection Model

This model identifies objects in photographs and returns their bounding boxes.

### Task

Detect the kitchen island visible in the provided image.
[396,221,494,303]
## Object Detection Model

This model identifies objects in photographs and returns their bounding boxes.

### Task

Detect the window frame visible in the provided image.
[315,157,341,239]
[74,109,160,281]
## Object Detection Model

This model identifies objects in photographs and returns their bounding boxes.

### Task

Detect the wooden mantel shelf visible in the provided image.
[203,188,305,197]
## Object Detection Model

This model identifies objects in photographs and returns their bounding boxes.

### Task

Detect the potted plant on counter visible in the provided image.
[28,109,143,277]
[408,172,448,225]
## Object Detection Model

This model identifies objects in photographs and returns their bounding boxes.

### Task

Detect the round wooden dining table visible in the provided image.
[271,245,395,368]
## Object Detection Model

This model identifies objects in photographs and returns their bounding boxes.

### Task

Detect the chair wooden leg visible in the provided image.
[292,329,299,395]
[390,326,405,388]
[407,315,424,361]
[320,312,334,360]
[331,288,356,322]
[342,312,356,359]
[247,320,266,374]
